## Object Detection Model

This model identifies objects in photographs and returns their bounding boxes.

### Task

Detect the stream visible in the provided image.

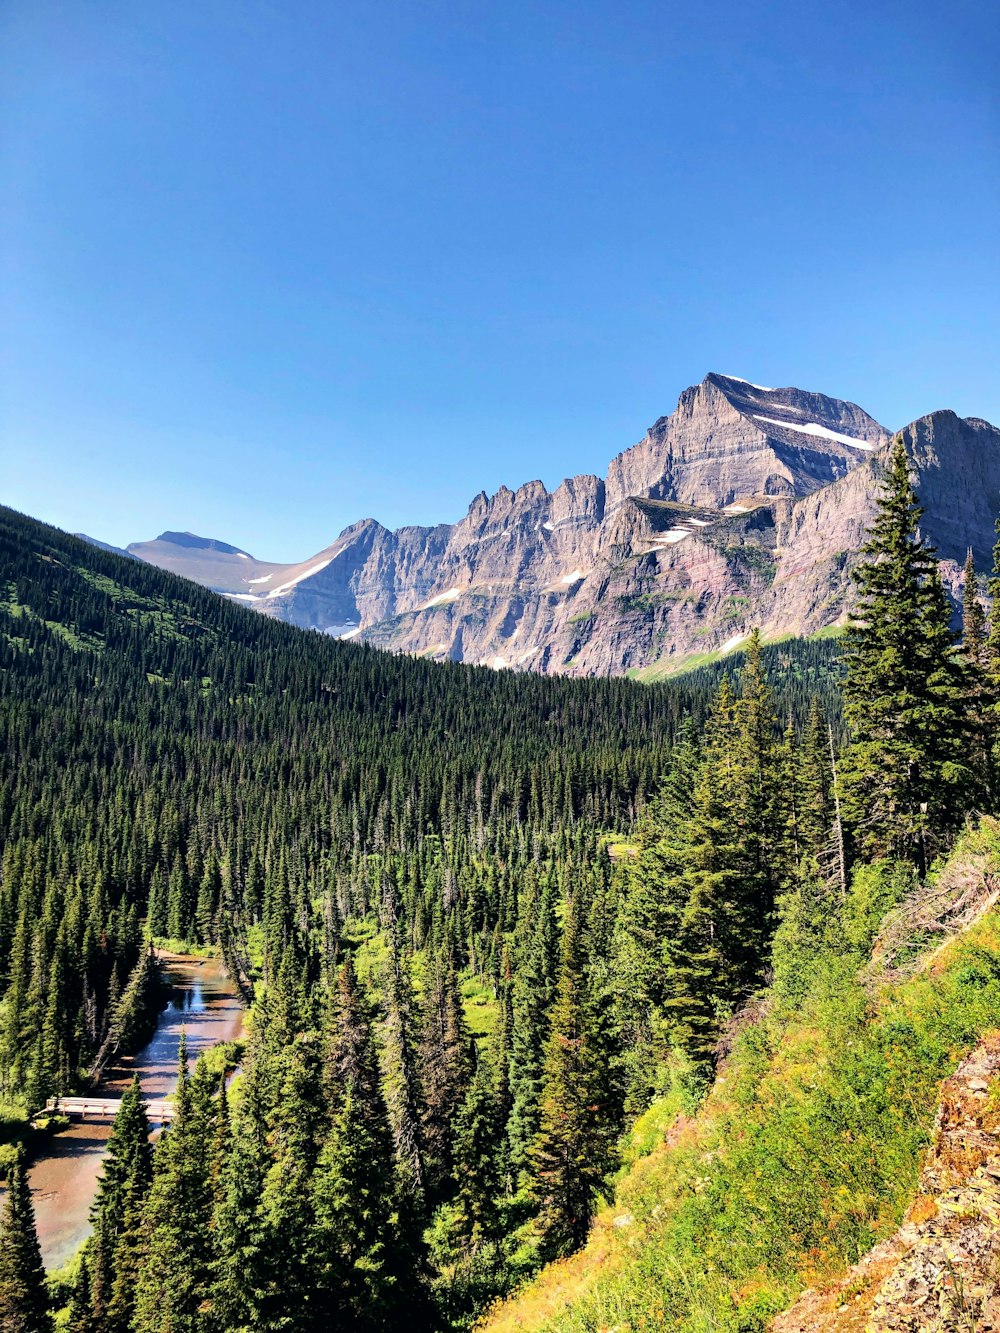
[25,954,244,1270]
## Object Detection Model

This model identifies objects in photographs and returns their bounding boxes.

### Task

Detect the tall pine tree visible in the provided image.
[530,893,616,1258]
[0,1147,51,1333]
[842,436,972,871]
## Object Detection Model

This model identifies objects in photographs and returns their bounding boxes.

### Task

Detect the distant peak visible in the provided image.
[149,531,253,558]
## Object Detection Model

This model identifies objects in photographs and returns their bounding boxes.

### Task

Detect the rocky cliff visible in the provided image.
[116,373,1000,677]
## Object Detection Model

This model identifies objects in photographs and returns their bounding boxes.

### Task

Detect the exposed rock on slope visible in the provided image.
[116,373,1000,677]
[773,1038,1000,1332]
[604,372,886,511]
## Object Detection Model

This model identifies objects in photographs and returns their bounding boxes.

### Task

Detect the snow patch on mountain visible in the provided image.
[721,374,775,391]
[420,587,462,610]
[753,415,876,450]
[267,557,334,598]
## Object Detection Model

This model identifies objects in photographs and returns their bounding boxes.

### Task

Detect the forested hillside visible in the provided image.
[0,426,997,1333]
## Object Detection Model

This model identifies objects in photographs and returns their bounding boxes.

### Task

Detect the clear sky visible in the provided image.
[2,1,998,560]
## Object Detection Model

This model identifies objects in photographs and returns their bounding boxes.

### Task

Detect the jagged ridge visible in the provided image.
[107,374,999,677]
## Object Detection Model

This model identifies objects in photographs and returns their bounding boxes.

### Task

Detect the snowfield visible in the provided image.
[753,414,876,450]
[420,587,463,610]
[267,557,334,598]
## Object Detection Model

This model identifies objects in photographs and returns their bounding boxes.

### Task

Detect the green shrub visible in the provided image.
[0,1142,19,1180]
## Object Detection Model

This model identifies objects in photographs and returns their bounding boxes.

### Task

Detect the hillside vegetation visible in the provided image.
[482,823,1000,1332]
[0,430,999,1333]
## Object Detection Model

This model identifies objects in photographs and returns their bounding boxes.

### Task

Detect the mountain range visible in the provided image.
[80,372,1000,677]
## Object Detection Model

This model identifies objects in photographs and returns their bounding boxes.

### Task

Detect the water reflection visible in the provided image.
[20,955,243,1269]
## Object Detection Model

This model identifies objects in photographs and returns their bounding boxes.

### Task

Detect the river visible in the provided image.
[26,954,244,1270]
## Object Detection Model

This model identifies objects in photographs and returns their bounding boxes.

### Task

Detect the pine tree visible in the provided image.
[379,918,426,1206]
[131,1038,215,1333]
[963,548,987,664]
[506,872,559,1184]
[452,1049,502,1244]
[983,522,1000,804]
[798,698,833,870]
[417,952,471,1199]
[66,1252,96,1333]
[842,436,973,870]
[88,1074,152,1328]
[961,549,993,804]
[212,1062,270,1333]
[727,630,784,978]
[610,717,699,1113]
[0,1147,52,1333]
[530,894,616,1258]
[255,1035,325,1333]
[658,677,749,1063]
[311,959,400,1327]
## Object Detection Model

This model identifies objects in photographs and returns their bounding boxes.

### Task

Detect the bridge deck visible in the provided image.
[45,1096,176,1122]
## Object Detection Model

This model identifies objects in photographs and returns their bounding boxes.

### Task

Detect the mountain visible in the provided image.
[112,373,1000,677]
[75,533,138,560]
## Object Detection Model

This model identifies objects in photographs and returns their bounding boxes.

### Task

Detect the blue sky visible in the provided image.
[2,1,998,559]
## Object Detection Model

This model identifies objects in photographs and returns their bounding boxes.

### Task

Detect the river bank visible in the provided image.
[24,953,244,1269]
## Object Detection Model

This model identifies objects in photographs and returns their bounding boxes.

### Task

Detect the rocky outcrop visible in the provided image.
[773,1037,1000,1332]
[118,373,1000,677]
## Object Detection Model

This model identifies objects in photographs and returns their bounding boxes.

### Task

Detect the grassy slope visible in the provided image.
[481,828,1000,1333]
[628,628,845,684]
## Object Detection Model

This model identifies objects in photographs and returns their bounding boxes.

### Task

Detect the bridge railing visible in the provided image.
[44,1096,177,1122]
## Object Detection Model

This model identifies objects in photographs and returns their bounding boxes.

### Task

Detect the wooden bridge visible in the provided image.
[44,1096,177,1123]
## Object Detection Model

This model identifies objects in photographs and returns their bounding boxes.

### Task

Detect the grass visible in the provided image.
[461,975,499,1042]
[482,854,1000,1332]
[627,646,730,682]
[152,937,219,959]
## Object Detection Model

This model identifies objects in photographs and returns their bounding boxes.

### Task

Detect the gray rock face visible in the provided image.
[119,373,1000,677]
[604,373,888,511]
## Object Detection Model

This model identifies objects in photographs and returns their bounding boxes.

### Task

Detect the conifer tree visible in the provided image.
[506,873,559,1183]
[727,631,784,973]
[0,1147,51,1333]
[131,1038,215,1333]
[88,1074,152,1327]
[311,958,399,1327]
[657,677,747,1062]
[961,549,993,803]
[611,716,699,1093]
[417,953,472,1199]
[842,436,973,870]
[985,516,1000,692]
[211,1062,270,1333]
[379,914,426,1206]
[530,894,616,1257]
[963,548,986,664]
[452,1049,502,1244]
[66,1252,96,1333]
[982,522,1000,803]
[798,698,833,870]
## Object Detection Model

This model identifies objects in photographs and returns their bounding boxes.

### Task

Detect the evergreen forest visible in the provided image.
[1,434,998,1331]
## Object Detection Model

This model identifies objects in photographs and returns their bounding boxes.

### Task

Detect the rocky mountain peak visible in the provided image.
[109,372,998,680]
[604,372,890,514]
[141,531,254,558]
